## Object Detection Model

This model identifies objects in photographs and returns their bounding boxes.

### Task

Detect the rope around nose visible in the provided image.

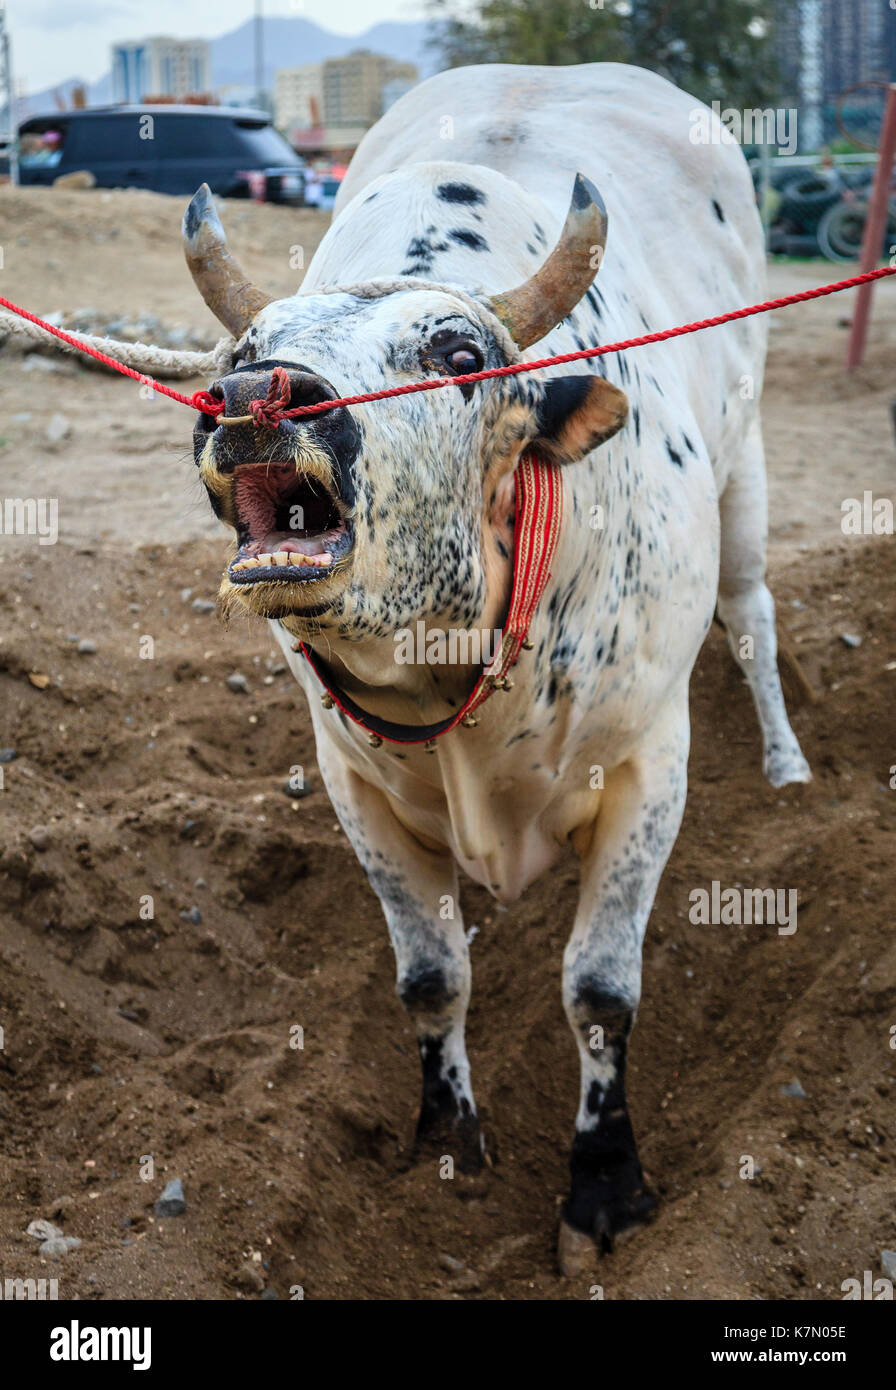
[2,264,895,428]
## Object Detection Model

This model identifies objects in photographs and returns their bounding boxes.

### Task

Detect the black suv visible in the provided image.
[17,105,305,202]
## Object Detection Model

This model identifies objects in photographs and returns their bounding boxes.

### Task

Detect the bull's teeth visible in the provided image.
[274,552,289,565]
[258,553,274,567]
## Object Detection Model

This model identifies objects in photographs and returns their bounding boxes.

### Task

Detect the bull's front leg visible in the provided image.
[559,697,690,1277]
[315,743,484,1173]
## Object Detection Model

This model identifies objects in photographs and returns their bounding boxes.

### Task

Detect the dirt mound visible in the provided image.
[0,533,893,1300]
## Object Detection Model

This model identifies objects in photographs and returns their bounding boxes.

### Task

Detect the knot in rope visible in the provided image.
[250,366,291,428]
[190,366,292,428]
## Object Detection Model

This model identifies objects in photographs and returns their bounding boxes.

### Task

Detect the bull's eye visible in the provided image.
[446,347,482,375]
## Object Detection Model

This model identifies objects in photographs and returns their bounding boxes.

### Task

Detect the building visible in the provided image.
[274,62,323,131]
[773,0,896,147]
[111,36,211,104]
[823,0,891,95]
[321,50,417,128]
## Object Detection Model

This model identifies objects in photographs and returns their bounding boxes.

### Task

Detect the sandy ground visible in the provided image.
[0,187,894,1301]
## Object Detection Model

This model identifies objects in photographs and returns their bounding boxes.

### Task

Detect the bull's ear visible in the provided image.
[531,375,628,464]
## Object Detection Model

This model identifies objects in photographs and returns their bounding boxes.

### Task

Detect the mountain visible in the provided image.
[14,15,437,118]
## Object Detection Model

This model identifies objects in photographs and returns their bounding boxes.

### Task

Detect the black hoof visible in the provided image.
[412,1110,484,1175]
[590,1182,659,1252]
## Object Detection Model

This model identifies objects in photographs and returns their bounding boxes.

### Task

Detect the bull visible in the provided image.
[182,62,810,1275]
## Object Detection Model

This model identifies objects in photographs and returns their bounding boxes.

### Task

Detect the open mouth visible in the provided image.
[227,461,353,586]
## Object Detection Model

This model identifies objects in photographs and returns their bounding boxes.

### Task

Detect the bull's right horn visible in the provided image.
[182,183,273,337]
[487,173,608,350]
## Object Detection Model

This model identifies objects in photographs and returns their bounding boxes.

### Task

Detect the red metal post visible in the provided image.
[846,83,896,370]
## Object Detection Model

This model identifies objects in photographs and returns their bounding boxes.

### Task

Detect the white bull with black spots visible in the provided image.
[182,63,810,1275]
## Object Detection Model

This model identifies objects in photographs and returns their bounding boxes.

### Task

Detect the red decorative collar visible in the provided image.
[292,453,562,749]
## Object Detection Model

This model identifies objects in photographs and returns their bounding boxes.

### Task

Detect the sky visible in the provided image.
[7,0,427,94]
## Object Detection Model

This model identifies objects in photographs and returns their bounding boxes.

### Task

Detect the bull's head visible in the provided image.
[183,175,628,637]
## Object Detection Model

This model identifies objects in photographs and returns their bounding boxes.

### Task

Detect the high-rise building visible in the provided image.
[774,0,895,146]
[321,50,418,128]
[274,63,324,130]
[824,0,890,92]
[111,37,211,104]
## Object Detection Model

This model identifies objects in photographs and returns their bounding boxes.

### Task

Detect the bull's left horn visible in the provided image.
[487,173,608,350]
[182,183,273,337]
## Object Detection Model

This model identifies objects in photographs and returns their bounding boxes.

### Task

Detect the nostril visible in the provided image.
[196,385,224,434]
[286,373,339,410]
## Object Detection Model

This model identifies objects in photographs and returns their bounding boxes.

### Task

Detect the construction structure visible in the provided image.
[110,36,212,104]
[276,50,417,134]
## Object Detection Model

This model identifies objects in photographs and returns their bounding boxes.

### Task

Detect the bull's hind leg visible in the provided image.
[315,744,483,1173]
[716,423,811,787]
[558,699,690,1277]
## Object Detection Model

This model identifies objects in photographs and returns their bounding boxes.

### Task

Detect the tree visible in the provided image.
[426,0,629,68]
[427,0,779,110]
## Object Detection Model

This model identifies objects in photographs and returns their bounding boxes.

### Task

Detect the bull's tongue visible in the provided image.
[258,532,329,556]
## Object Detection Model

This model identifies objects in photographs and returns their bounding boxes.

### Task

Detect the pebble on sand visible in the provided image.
[77,639,98,655]
[154,1178,186,1218]
[28,825,51,851]
[39,1236,82,1255]
[45,412,72,444]
[283,777,313,800]
[27,1218,62,1241]
[226,673,250,693]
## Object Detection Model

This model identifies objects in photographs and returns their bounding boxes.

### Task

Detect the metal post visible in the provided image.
[254,0,264,112]
[846,83,896,371]
[0,0,17,185]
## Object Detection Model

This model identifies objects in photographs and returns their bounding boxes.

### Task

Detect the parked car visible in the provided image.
[16,106,305,201]
[302,172,342,211]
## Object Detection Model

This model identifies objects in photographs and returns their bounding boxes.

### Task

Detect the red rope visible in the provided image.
[2,264,894,426]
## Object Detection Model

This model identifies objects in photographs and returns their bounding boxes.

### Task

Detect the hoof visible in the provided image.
[412,1114,485,1176]
[764,744,812,788]
[558,1220,599,1279]
[559,1183,659,1276]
